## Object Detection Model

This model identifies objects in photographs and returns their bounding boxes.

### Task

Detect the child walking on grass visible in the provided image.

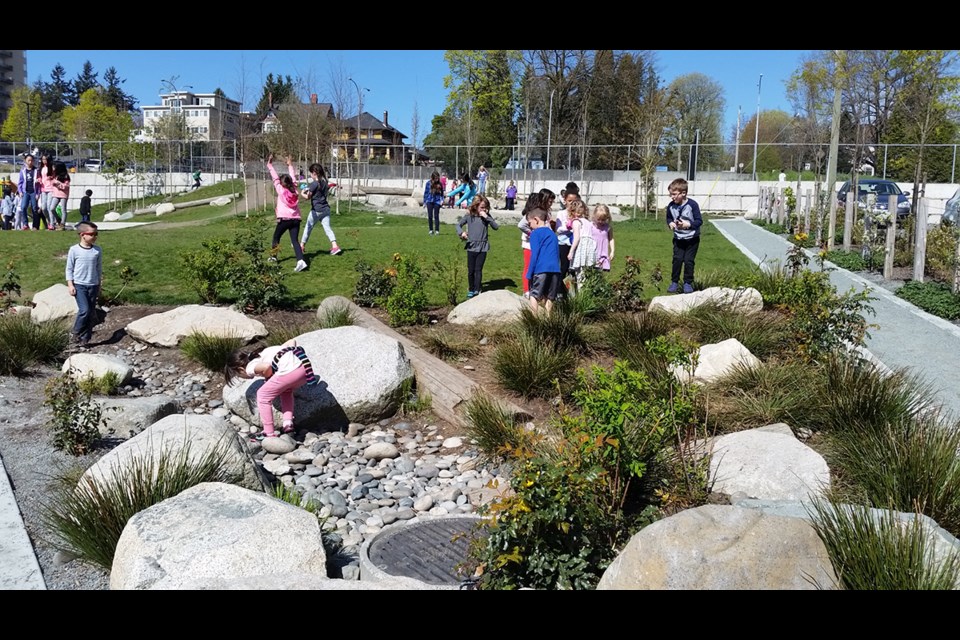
[66,221,102,348]
[224,338,320,439]
[456,194,499,299]
[267,153,308,273]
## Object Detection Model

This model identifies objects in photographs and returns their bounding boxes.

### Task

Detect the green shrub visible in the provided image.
[180,331,247,372]
[808,496,960,590]
[609,256,649,312]
[353,260,395,308]
[0,314,70,375]
[752,219,789,235]
[896,281,960,321]
[384,253,428,326]
[825,250,868,272]
[573,268,613,318]
[44,371,105,456]
[924,225,957,283]
[432,252,464,306]
[226,220,290,312]
[492,334,576,398]
[40,436,244,570]
[77,370,122,396]
[178,238,232,303]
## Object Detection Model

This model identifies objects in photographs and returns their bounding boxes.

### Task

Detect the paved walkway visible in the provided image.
[712,217,960,418]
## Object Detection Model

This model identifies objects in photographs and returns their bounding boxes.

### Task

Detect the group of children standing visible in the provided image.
[1,153,93,231]
[518,182,616,313]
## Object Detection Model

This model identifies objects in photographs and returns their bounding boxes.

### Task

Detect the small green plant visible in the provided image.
[44,370,105,455]
[433,252,464,306]
[106,264,140,305]
[464,391,532,461]
[924,225,958,283]
[40,436,244,569]
[180,330,247,372]
[317,301,356,329]
[397,376,431,415]
[492,334,576,398]
[601,312,673,379]
[272,482,324,518]
[680,303,791,360]
[77,370,123,396]
[807,497,960,590]
[609,256,646,312]
[896,281,960,321]
[573,268,613,317]
[0,260,22,310]
[385,253,429,326]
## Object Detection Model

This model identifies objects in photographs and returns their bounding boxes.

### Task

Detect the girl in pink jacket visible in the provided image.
[267,153,308,272]
[49,161,71,229]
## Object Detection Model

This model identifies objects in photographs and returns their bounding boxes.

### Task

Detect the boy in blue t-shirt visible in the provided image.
[525,207,561,314]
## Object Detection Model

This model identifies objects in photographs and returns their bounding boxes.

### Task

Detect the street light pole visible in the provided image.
[347,78,369,209]
[752,74,762,181]
[546,89,556,171]
[22,100,31,150]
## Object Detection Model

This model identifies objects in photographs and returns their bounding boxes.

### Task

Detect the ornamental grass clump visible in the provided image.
[180,330,247,372]
[41,435,243,570]
[807,496,960,590]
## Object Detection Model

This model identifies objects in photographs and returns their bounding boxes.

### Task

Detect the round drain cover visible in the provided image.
[367,516,487,585]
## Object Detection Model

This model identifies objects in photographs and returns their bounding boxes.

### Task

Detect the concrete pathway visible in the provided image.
[712,217,960,418]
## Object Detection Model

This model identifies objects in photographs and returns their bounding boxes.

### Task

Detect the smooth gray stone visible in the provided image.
[416,465,439,479]
[329,505,348,518]
[396,508,416,520]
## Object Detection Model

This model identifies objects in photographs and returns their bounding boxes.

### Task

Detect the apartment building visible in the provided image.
[140,90,241,142]
[0,50,27,124]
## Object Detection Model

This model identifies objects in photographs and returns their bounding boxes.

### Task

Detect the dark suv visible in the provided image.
[837,178,912,220]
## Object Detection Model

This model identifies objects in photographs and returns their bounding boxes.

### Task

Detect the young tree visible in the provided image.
[1,87,61,144]
[62,88,135,165]
[667,72,726,171]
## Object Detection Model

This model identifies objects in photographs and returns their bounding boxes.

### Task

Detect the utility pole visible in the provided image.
[826,51,844,251]
[734,105,741,173]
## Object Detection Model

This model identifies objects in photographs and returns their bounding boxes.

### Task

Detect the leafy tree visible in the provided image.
[255,73,295,117]
[740,109,796,175]
[0,87,61,144]
[71,62,99,107]
[667,72,726,171]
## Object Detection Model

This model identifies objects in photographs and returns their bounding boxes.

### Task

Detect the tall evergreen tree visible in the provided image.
[255,74,295,116]
[71,61,99,107]
[102,66,138,112]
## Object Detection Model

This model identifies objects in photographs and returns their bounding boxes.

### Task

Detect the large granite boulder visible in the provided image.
[111,482,327,590]
[649,286,763,316]
[155,202,176,216]
[710,424,830,501]
[447,290,527,326]
[62,353,134,386]
[670,337,760,385]
[223,326,413,430]
[30,284,76,324]
[125,304,267,347]
[596,504,837,590]
[79,413,262,492]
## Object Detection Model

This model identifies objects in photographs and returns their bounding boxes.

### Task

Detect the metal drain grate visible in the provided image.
[367,516,486,585]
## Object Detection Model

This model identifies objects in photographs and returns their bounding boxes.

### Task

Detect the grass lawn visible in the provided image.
[0,201,758,309]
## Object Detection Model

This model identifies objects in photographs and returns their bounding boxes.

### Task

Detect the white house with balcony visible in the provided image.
[139,90,241,142]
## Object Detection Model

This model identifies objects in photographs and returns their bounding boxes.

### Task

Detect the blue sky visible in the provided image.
[25,50,811,143]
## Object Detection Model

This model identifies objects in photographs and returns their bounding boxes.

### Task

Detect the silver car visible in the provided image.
[942,187,960,225]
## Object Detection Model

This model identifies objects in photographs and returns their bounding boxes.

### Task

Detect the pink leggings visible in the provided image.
[256,365,308,434]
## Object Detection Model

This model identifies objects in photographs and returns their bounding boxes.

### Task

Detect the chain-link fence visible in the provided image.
[3,140,959,184]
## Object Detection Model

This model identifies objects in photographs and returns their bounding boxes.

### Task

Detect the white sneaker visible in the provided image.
[294,259,308,272]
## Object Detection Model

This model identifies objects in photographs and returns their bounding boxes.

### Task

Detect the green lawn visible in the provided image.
[1,204,758,309]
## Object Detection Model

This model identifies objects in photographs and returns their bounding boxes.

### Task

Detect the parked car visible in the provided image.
[837,178,912,221]
[941,187,960,225]
[84,158,103,172]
